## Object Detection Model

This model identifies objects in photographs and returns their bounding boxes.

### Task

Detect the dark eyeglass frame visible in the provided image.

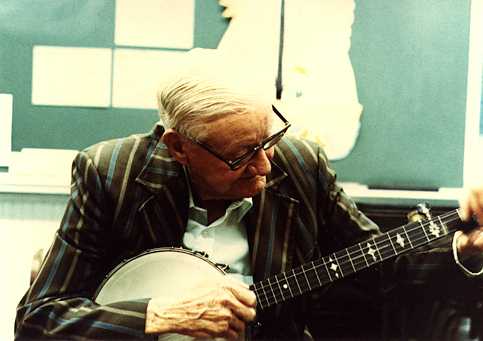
[188,105,291,170]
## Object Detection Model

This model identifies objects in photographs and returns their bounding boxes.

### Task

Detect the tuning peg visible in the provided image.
[407,202,432,222]
[416,202,432,219]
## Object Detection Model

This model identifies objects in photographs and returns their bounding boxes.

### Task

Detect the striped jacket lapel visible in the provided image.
[246,162,299,283]
[135,139,189,247]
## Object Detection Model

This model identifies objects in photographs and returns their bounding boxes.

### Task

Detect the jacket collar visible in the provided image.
[135,124,186,194]
[265,160,288,191]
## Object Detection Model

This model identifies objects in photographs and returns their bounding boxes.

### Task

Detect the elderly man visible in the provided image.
[15,55,483,339]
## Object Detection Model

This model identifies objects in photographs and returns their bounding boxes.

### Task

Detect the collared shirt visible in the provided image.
[182,177,254,285]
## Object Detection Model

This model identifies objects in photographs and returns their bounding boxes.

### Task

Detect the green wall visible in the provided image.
[0,0,471,188]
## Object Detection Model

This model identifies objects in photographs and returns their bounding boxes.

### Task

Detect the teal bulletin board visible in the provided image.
[334,0,470,189]
[0,0,226,150]
[0,0,471,189]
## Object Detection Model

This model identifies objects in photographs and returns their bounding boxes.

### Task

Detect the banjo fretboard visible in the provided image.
[250,208,473,310]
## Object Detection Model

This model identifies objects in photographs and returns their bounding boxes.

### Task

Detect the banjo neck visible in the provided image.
[93,208,479,340]
[250,208,475,310]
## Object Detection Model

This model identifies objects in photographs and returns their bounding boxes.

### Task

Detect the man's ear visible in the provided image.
[161,129,189,165]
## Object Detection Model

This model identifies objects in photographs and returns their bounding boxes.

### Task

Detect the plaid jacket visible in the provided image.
[15,124,464,340]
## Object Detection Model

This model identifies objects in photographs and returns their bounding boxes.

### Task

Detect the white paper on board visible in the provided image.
[112,48,187,109]
[31,46,112,107]
[115,0,195,49]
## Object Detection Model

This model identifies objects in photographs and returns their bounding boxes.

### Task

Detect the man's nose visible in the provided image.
[247,149,272,176]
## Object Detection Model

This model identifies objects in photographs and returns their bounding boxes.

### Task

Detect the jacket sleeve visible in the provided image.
[15,151,150,340]
[315,144,380,249]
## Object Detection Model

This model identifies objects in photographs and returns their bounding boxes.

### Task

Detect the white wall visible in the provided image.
[0,193,67,340]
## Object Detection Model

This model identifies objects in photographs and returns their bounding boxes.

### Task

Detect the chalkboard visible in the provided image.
[0,0,471,188]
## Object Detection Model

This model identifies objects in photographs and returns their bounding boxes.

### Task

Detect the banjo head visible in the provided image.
[95,247,226,305]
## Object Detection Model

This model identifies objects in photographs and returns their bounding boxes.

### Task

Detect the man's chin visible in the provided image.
[241,177,266,198]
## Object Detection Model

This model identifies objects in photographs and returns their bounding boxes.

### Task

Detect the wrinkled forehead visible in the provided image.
[202,103,277,147]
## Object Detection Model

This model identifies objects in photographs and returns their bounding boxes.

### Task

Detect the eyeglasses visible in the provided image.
[188,105,291,170]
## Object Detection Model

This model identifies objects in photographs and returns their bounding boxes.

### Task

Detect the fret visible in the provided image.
[311,261,323,286]
[387,230,398,255]
[275,272,295,301]
[266,277,279,305]
[325,255,342,279]
[274,274,286,301]
[419,220,431,242]
[282,272,294,298]
[313,259,331,285]
[402,226,414,248]
[358,242,370,268]
[333,253,344,277]
[293,266,311,293]
[256,295,265,310]
[334,249,353,277]
[252,285,266,309]
[437,216,448,234]
[284,268,302,297]
[428,220,442,238]
[257,281,269,309]
[291,268,303,295]
[387,227,412,255]
[304,262,328,291]
[322,256,334,282]
[362,240,379,265]
[346,248,356,272]
[373,237,383,260]
[347,244,366,272]
[301,264,313,291]
[376,233,397,261]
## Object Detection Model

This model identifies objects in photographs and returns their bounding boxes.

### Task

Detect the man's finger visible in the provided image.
[459,199,470,221]
[228,314,246,333]
[230,304,256,323]
[468,190,483,225]
[217,289,256,322]
[225,283,257,308]
[473,188,483,224]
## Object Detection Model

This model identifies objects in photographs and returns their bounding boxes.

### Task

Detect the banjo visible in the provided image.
[94,208,477,339]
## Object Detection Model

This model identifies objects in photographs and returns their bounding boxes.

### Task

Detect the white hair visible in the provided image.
[157,48,271,140]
